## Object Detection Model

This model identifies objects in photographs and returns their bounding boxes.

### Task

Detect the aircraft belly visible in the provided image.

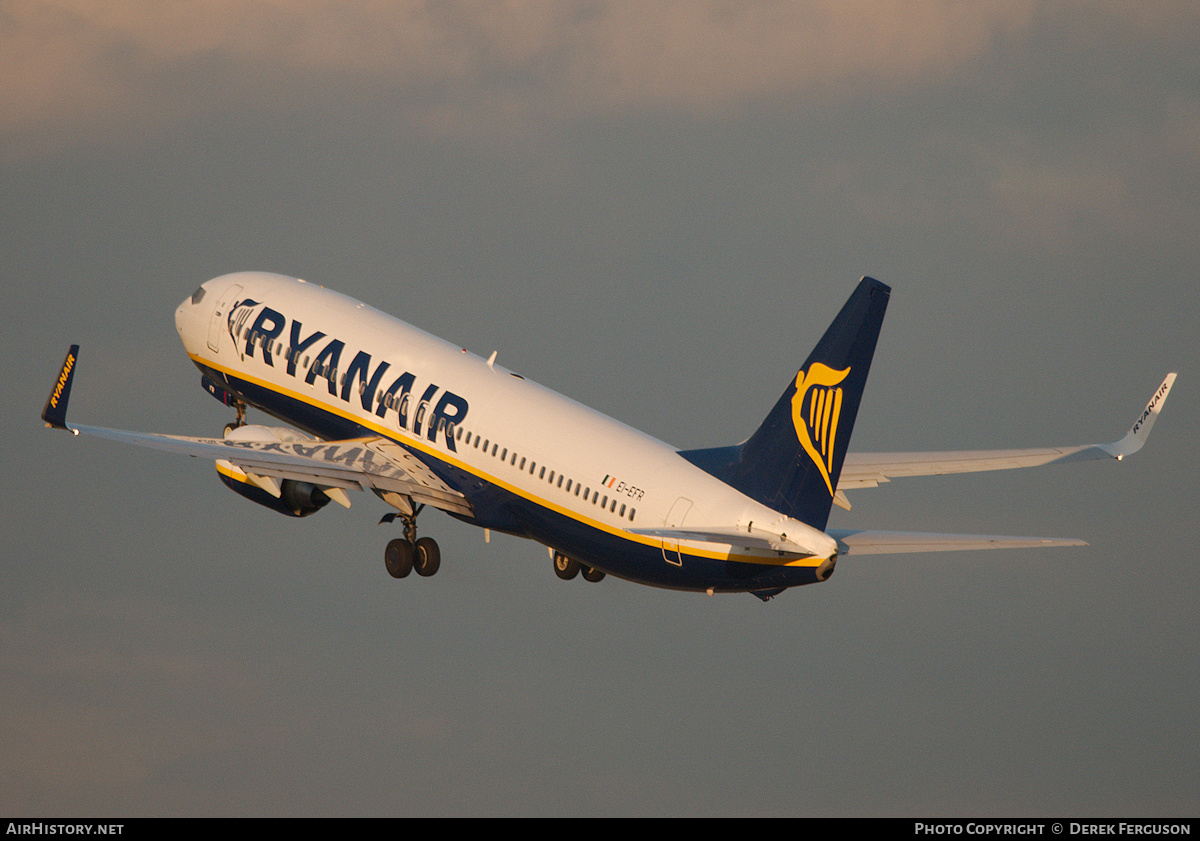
[508,498,821,593]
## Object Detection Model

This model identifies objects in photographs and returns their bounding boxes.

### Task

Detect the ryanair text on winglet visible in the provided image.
[1131,377,1172,436]
[48,350,75,411]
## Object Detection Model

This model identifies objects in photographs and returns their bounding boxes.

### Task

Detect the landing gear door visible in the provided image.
[207,283,244,353]
[662,497,692,567]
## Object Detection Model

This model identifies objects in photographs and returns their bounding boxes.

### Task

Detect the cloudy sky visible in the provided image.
[3,1,1197,816]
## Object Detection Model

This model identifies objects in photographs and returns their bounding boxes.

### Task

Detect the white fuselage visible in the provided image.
[174,272,836,592]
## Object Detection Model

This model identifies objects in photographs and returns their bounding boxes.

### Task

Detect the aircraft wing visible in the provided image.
[837,373,1176,492]
[41,346,472,517]
[634,526,1086,557]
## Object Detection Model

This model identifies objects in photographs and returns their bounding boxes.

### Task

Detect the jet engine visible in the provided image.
[215,424,331,517]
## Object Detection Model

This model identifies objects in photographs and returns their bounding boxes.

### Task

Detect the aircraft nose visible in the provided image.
[175,297,191,342]
[176,283,208,349]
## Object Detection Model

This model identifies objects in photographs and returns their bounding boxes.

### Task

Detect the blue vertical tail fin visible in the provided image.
[681,277,889,530]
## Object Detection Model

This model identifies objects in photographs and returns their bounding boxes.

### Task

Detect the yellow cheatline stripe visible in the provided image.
[191,353,823,569]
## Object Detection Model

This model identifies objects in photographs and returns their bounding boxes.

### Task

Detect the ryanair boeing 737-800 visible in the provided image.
[42,273,1175,601]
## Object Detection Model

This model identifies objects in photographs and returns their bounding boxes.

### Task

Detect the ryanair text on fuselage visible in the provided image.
[230,299,469,451]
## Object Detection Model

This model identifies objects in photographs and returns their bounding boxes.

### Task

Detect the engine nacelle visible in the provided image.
[215,425,331,517]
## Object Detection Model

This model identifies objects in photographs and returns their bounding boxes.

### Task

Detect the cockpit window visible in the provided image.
[191,285,207,304]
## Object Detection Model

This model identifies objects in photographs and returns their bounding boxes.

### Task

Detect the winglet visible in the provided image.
[42,345,81,433]
[1101,373,1176,459]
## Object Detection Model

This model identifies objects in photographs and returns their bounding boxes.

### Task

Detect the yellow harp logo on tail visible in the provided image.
[790,363,851,496]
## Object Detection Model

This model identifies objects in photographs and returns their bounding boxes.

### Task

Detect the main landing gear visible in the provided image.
[552,550,605,583]
[381,504,441,579]
[384,536,440,578]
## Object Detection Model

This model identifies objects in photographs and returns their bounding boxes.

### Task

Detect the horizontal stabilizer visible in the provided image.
[630,525,829,557]
[828,529,1087,555]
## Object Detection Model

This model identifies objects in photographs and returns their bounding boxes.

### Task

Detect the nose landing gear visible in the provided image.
[222,400,248,437]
